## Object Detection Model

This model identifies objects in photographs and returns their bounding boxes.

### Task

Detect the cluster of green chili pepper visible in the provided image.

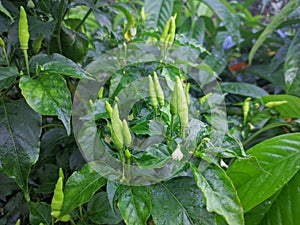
[51,168,71,222]
[148,71,165,113]
[160,14,177,46]
[105,101,132,158]
[171,76,189,139]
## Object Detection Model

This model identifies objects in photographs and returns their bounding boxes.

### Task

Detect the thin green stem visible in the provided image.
[79,205,83,218]
[75,0,98,31]
[2,47,9,66]
[55,0,66,54]
[70,218,76,225]
[23,49,30,76]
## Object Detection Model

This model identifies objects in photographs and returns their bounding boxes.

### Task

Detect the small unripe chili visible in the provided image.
[153,72,164,106]
[18,6,30,50]
[105,101,113,118]
[111,104,124,151]
[148,75,158,109]
[122,119,132,148]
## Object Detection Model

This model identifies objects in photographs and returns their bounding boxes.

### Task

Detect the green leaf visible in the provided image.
[260,172,300,225]
[29,202,51,225]
[29,53,92,79]
[60,163,107,215]
[261,94,300,119]
[191,163,244,225]
[244,192,280,225]
[0,1,13,22]
[221,82,268,98]
[118,186,151,225]
[249,0,300,64]
[285,29,300,95]
[144,0,174,32]
[227,133,300,212]
[0,67,19,90]
[135,144,172,169]
[87,192,122,224]
[19,73,72,135]
[203,0,240,45]
[151,176,216,225]
[0,99,41,200]
[131,121,150,135]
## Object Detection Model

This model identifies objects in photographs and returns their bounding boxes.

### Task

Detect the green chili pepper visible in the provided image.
[125,149,131,159]
[176,76,189,137]
[0,37,4,47]
[32,33,44,54]
[243,97,251,124]
[160,17,172,43]
[111,104,124,151]
[0,37,9,66]
[18,6,30,50]
[265,100,288,108]
[105,101,113,118]
[167,16,176,43]
[122,119,132,148]
[98,87,104,99]
[170,81,178,116]
[153,72,164,106]
[15,219,21,225]
[51,177,64,217]
[148,75,158,109]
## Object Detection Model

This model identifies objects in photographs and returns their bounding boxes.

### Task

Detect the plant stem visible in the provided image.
[23,49,30,75]
[55,0,66,54]
[75,0,98,31]
[2,47,9,66]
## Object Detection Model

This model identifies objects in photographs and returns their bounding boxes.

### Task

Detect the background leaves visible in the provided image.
[227,133,300,212]
[0,99,41,200]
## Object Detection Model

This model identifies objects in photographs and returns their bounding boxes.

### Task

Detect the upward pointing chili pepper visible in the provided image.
[153,72,165,106]
[18,6,30,50]
[148,75,158,110]
[111,104,124,151]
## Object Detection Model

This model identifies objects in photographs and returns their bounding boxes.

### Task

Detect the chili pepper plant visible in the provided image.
[0,0,300,225]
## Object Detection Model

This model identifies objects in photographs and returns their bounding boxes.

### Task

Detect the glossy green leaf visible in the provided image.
[227,133,300,212]
[0,99,41,200]
[260,172,300,225]
[261,94,300,119]
[285,29,300,95]
[19,73,72,134]
[144,0,174,32]
[249,0,300,64]
[221,82,268,98]
[203,0,240,45]
[0,67,19,90]
[244,192,280,225]
[191,163,244,225]
[135,144,172,169]
[151,176,216,225]
[29,202,51,225]
[29,53,92,79]
[60,164,107,215]
[87,192,122,224]
[118,186,151,225]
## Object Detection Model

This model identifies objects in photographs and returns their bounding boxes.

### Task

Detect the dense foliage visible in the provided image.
[0,0,300,224]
